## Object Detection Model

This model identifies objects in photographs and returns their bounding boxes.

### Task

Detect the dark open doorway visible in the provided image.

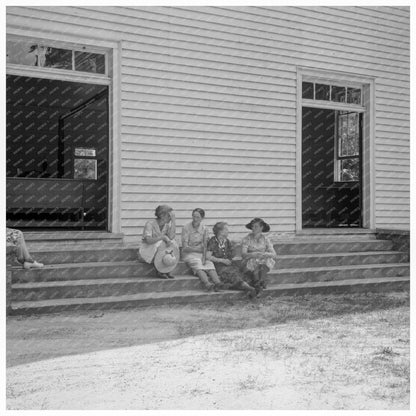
[302,107,362,228]
[6,75,109,230]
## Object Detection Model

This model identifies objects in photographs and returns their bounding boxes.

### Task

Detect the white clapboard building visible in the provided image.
[6,6,410,241]
[5,6,410,313]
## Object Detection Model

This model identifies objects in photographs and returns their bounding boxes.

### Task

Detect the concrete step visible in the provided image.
[12,261,191,283]
[10,276,410,315]
[275,251,409,268]
[11,262,410,302]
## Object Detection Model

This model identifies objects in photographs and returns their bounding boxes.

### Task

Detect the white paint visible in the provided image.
[6,6,410,241]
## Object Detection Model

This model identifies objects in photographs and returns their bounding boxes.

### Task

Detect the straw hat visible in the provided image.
[153,241,180,273]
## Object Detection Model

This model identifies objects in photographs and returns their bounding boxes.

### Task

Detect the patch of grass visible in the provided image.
[377,347,399,356]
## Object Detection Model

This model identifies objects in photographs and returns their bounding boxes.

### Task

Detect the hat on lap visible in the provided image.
[154,241,180,274]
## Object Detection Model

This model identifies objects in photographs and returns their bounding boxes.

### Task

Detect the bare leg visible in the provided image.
[240,281,256,297]
[207,269,221,286]
[252,268,261,288]
[14,230,34,264]
[259,265,270,288]
[195,270,212,290]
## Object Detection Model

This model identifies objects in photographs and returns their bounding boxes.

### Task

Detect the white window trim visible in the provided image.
[6,63,111,85]
[6,28,122,234]
[296,66,376,231]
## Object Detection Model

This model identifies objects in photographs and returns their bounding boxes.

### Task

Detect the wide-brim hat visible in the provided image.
[154,241,180,273]
[245,217,271,233]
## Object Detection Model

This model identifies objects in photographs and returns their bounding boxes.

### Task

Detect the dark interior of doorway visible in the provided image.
[302,106,362,228]
[6,75,109,230]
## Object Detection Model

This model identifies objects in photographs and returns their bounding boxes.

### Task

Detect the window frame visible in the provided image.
[6,34,109,78]
[334,111,361,183]
[302,78,364,110]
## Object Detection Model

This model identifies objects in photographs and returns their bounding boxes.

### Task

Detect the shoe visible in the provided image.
[213,284,221,292]
[205,284,215,292]
[157,271,169,279]
[166,273,175,279]
[255,287,264,298]
[23,261,44,269]
[246,286,257,298]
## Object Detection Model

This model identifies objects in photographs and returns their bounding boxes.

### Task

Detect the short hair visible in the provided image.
[212,221,228,236]
[155,205,173,219]
[192,208,205,219]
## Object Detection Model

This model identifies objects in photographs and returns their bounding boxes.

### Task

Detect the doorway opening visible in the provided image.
[6,75,109,230]
[302,106,362,228]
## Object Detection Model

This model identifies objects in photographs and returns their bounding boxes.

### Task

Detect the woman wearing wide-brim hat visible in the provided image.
[240,218,277,296]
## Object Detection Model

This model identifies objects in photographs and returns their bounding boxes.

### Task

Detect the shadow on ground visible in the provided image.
[7,290,410,368]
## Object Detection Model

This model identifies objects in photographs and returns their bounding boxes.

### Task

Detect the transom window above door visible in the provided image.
[6,38,106,75]
[302,81,362,105]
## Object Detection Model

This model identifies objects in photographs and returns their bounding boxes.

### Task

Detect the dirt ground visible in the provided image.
[6,291,410,410]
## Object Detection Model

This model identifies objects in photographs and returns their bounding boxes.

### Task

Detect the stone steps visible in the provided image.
[10,276,410,315]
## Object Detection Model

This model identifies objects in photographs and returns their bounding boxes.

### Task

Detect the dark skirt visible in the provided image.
[215,263,245,289]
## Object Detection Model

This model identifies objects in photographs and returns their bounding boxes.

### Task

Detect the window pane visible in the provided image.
[315,83,330,100]
[347,87,362,104]
[302,82,314,99]
[340,158,359,182]
[75,52,105,74]
[7,40,38,66]
[331,85,346,102]
[41,46,73,69]
[338,113,359,157]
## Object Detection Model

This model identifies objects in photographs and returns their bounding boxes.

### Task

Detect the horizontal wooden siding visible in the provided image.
[6,6,410,241]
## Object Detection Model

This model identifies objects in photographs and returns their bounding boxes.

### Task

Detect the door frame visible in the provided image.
[6,28,122,233]
[295,67,376,231]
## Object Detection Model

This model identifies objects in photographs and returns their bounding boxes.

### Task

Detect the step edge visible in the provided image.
[272,263,411,273]
[13,264,410,288]
[11,276,410,309]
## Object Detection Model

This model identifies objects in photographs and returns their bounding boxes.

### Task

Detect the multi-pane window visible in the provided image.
[302,81,362,105]
[6,39,106,74]
[336,112,360,182]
